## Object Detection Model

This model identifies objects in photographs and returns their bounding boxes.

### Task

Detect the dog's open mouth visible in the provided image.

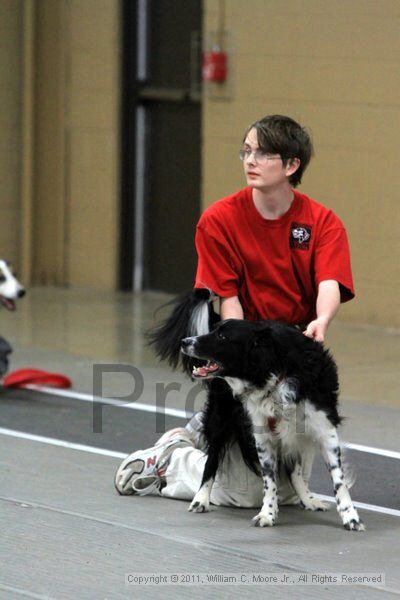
[0,296,16,311]
[192,360,221,379]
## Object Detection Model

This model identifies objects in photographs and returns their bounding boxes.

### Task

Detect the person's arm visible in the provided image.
[304,280,340,343]
[195,220,241,303]
[220,295,244,320]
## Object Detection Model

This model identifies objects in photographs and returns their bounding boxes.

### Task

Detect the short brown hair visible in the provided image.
[243,115,314,187]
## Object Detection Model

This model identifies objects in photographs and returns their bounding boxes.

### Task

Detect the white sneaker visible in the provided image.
[114,428,194,496]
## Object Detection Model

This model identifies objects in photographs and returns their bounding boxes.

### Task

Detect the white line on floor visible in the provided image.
[24,384,190,419]
[316,494,400,518]
[1,426,400,519]
[344,442,400,461]
[22,385,400,461]
[0,583,54,600]
[0,427,125,459]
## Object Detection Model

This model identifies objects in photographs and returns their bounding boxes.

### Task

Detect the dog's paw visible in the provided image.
[341,507,366,531]
[344,518,365,532]
[300,496,329,512]
[188,499,210,513]
[188,490,210,513]
[252,511,277,527]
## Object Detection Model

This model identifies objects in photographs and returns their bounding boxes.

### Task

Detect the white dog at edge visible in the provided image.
[0,260,25,310]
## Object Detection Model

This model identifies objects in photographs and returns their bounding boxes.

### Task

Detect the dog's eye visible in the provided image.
[218,332,226,340]
[0,275,5,283]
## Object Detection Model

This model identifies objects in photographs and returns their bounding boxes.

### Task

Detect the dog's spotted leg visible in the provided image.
[321,429,365,531]
[289,461,329,511]
[252,436,278,527]
[300,440,315,484]
[188,478,214,513]
[189,439,223,513]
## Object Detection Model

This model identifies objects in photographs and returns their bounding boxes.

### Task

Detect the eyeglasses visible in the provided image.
[239,148,282,164]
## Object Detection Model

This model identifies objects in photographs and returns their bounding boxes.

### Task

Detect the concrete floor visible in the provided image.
[1,287,400,599]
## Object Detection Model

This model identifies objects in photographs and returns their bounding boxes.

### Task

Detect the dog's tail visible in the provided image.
[146,288,219,373]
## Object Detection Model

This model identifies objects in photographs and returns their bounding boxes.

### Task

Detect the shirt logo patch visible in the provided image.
[290,223,312,250]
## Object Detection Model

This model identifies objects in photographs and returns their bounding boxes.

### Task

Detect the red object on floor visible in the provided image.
[3,368,72,389]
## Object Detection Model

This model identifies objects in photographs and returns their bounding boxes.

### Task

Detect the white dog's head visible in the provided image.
[0,260,25,311]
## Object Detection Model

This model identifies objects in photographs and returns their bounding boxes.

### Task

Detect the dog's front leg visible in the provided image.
[188,448,219,513]
[252,433,278,527]
[188,477,214,513]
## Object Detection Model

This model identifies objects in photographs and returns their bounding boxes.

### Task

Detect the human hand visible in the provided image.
[303,316,329,343]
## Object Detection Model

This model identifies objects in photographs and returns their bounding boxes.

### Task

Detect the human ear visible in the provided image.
[285,157,301,177]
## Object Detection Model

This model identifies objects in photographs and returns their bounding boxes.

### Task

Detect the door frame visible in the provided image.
[119,0,202,292]
[119,0,139,291]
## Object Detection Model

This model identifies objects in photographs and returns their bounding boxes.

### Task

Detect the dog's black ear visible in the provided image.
[245,327,278,382]
[251,327,271,348]
[250,324,276,349]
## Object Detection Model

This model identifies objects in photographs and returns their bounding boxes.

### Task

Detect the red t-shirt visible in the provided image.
[194,187,354,324]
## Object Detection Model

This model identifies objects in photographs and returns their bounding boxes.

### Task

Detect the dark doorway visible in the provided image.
[120,0,202,294]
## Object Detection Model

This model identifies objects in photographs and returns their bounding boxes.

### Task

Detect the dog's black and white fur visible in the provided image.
[148,289,364,531]
[0,260,25,311]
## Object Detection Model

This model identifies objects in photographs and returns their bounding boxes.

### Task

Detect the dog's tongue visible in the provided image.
[193,361,219,378]
[0,297,16,311]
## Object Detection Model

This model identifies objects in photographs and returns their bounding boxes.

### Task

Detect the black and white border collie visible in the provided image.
[148,290,365,531]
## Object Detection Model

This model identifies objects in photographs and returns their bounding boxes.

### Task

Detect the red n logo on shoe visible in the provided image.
[146,455,157,468]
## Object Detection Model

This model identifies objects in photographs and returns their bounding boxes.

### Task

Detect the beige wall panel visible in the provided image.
[0,129,21,205]
[347,280,400,327]
[67,130,118,288]
[0,0,119,288]
[0,0,22,35]
[305,145,399,225]
[65,0,120,289]
[223,0,400,18]
[202,138,244,202]
[304,106,400,154]
[279,0,400,15]
[69,50,116,90]
[0,0,22,264]
[234,56,400,107]
[349,270,398,326]
[229,6,400,60]
[68,90,118,129]
[204,101,383,149]
[203,0,400,326]
[0,208,20,264]
[0,89,20,127]
[203,100,320,150]
[0,40,21,88]
[67,0,119,48]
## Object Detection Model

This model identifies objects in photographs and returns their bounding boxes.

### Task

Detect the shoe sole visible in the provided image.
[115,459,145,495]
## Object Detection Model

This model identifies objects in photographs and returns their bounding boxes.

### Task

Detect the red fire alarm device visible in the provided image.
[202,48,228,83]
